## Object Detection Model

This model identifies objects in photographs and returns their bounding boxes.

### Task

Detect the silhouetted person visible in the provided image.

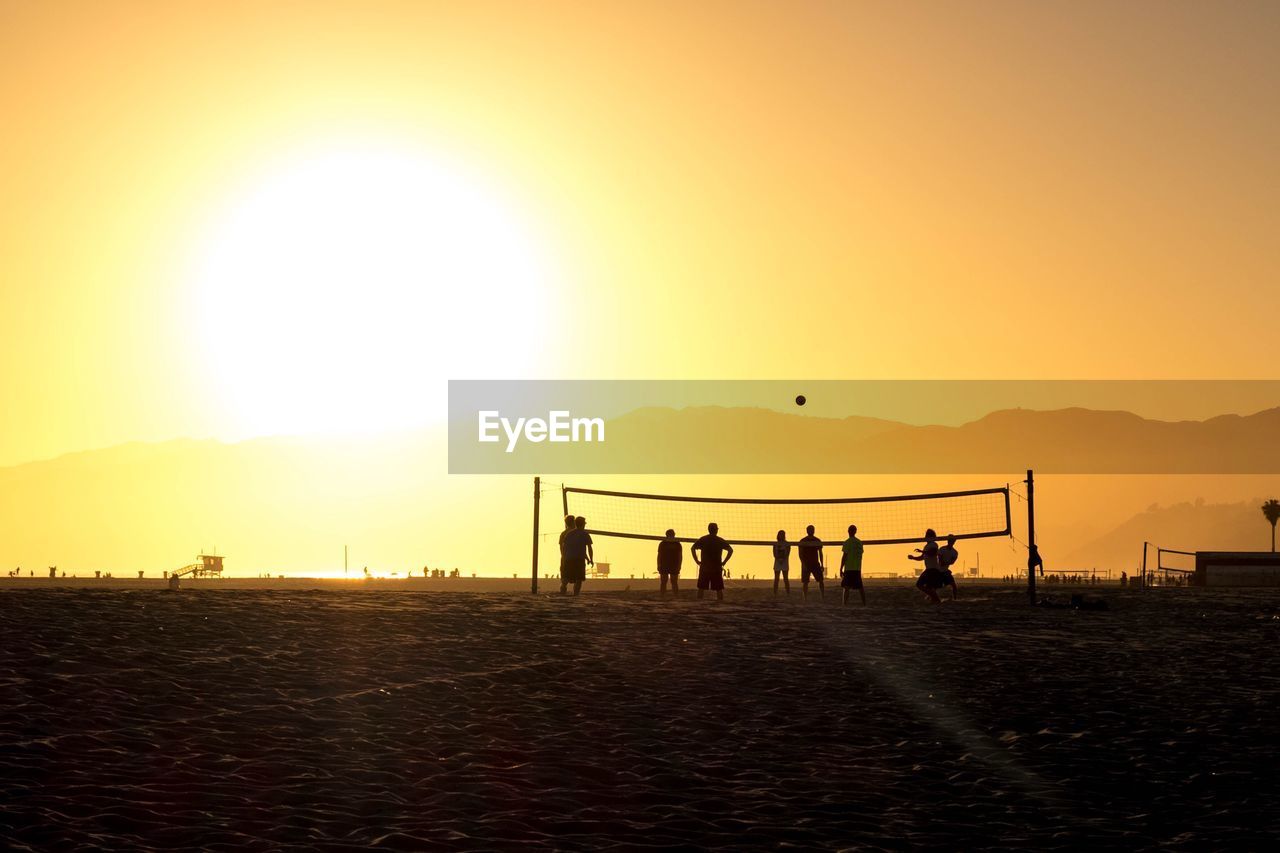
[48,566,56,579]
[772,530,791,596]
[558,513,575,595]
[938,534,960,601]
[1028,544,1044,579]
[1121,570,1128,588]
[798,525,824,599]
[840,524,865,606]
[691,522,732,601]
[561,516,593,596]
[909,528,943,605]
[657,529,683,597]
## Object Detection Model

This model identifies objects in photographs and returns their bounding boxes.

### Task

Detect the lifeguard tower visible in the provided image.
[173,553,226,579]
[166,553,224,591]
[589,561,610,579]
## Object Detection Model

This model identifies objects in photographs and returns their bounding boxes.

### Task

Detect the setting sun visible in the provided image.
[185,139,553,437]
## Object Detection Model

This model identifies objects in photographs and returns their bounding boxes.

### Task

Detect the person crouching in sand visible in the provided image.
[937,534,960,601]
[561,516,593,596]
[772,530,791,596]
[691,522,732,601]
[909,528,943,605]
[657,529,683,598]
[840,524,865,606]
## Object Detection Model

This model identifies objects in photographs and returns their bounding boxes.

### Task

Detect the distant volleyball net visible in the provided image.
[1142,542,1196,588]
[560,484,1012,546]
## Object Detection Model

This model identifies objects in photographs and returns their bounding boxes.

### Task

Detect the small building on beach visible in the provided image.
[1195,551,1280,586]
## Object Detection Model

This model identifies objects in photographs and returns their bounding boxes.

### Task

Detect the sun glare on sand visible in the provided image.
[188,140,551,437]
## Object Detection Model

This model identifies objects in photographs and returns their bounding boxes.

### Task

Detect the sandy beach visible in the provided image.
[2,584,1277,849]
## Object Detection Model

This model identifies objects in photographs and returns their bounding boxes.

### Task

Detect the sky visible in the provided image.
[3,1,1280,467]
[3,2,1280,581]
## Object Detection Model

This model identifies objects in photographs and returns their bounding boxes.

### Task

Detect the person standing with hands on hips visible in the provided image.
[691,522,733,602]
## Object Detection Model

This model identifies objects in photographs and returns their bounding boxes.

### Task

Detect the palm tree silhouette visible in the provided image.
[1263,499,1280,552]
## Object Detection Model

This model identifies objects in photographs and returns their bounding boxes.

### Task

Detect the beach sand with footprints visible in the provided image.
[2,584,1278,849]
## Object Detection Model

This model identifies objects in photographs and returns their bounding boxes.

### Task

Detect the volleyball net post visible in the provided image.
[531,476,541,595]
[1026,469,1037,607]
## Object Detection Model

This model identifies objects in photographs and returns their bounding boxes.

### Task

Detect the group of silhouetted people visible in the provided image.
[563,518,984,605]
[420,567,461,579]
[654,522,841,603]
[761,524,867,605]
[558,514,595,596]
[908,528,961,604]
[556,516,967,604]
[1044,573,1101,585]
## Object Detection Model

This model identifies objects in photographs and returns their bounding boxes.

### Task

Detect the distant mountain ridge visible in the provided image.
[4,405,1279,575]
[1063,498,1278,571]
[489,404,1280,473]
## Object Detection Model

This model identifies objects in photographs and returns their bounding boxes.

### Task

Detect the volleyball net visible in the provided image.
[1143,542,1196,587]
[560,483,1012,547]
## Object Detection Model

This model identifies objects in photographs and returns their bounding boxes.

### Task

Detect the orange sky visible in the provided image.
[3,1,1280,466]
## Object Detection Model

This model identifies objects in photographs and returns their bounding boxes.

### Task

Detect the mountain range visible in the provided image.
[3,405,1279,575]
[469,404,1280,473]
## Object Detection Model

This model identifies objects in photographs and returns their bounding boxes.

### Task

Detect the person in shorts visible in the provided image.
[557,513,575,594]
[798,525,825,600]
[772,529,791,596]
[840,524,865,606]
[909,528,943,605]
[561,516,593,596]
[656,529,683,598]
[937,534,960,601]
[691,522,733,601]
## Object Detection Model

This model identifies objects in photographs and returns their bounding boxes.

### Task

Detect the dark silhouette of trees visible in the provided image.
[1262,499,1280,552]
